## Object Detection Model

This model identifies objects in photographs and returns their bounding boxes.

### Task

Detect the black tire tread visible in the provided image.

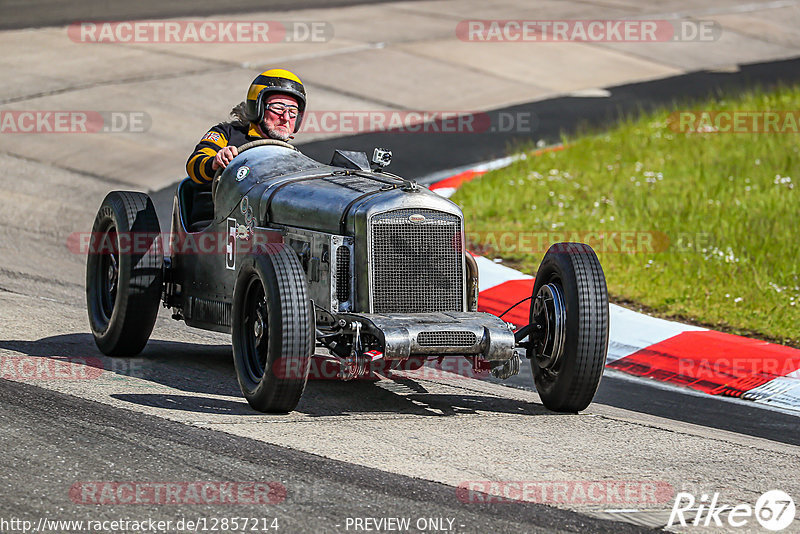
[270,243,313,410]
[568,243,609,409]
[531,242,609,412]
[86,191,163,357]
[232,243,312,413]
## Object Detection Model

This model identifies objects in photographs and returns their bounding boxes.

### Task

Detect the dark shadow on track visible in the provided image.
[109,393,256,414]
[108,387,554,418]
[0,333,238,396]
[0,334,554,417]
[2,331,794,440]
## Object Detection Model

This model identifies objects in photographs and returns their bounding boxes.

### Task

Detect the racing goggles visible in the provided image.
[265,102,300,119]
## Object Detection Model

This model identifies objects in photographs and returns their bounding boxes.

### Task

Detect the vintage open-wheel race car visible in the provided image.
[86,140,610,413]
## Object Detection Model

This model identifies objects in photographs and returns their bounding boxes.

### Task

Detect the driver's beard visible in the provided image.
[265,124,291,142]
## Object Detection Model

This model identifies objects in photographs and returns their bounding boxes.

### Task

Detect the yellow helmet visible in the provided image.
[244,69,307,132]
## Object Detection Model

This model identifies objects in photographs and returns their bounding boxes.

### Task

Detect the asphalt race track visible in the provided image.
[2,1,800,533]
[2,379,648,534]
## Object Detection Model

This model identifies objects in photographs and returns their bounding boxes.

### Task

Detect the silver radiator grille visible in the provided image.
[417,331,477,347]
[370,209,464,313]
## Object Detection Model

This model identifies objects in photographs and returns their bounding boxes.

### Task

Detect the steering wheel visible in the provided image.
[211,138,297,203]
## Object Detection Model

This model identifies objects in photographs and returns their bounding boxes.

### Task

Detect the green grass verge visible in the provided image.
[452,84,799,346]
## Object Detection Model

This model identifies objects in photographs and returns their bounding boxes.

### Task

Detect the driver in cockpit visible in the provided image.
[186,68,306,184]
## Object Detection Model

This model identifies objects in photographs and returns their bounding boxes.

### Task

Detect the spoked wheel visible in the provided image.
[531,283,567,372]
[96,225,120,323]
[241,278,269,386]
[232,243,313,413]
[86,192,163,356]
[528,242,609,412]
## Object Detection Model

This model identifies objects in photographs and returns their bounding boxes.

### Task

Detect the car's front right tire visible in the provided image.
[232,244,313,413]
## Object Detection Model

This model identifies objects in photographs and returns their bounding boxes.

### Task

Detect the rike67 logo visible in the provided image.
[668,490,796,530]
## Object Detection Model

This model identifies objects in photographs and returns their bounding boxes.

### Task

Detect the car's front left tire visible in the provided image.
[528,242,609,412]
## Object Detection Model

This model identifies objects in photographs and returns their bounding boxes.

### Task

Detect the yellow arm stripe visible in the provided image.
[187,153,203,176]
[188,153,211,184]
[197,157,213,182]
[199,147,218,157]
[188,153,205,168]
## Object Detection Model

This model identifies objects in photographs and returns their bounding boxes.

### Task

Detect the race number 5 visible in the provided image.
[226,218,236,270]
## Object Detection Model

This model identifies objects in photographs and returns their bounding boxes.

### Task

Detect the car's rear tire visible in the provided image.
[232,244,313,413]
[529,242,609,412]
[86,191,163,356]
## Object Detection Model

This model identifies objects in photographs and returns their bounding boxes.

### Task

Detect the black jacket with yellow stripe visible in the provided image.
[186,121,263,184]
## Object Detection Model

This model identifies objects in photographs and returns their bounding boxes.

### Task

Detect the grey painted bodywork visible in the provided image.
[168,145,516,362]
